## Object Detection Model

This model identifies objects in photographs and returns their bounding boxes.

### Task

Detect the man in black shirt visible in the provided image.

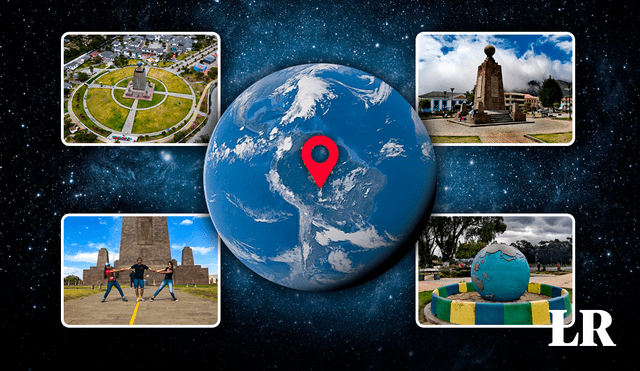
[130,257,157,301]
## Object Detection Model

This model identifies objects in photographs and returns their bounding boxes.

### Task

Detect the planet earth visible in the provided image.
[204,63,437,291]
[471,243,530,301]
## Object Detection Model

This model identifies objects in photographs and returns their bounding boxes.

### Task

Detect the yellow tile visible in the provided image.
[531,300,551,325]
[450,301,475,325]
[458,282,468,292]
[528,282,541,294]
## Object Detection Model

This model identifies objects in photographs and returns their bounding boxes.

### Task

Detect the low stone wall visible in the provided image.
[429,282,571,325]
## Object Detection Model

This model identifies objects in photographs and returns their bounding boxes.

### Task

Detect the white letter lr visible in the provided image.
[549,310,616,346]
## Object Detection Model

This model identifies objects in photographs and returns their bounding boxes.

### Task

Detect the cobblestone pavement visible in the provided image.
[422,117,572,138]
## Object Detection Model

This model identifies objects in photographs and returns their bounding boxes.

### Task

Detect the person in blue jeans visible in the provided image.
[150,261,178,302]
[102,263,129,303]
[130,257,156,301]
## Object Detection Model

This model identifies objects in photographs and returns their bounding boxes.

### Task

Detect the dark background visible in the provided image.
[2,0,638,368]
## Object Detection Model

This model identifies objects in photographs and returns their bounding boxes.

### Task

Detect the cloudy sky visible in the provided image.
[416,33,574,97]
[495,215,574,246]
[62,215,219,279]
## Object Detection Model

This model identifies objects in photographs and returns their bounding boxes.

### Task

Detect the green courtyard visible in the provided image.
[67,65,199,143]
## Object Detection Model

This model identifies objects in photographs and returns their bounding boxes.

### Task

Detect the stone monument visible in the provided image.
[474,45,506,112]
[82,247,110,285]
[466,45,527,126]
[82,216,210,285]
[123,62,155,101]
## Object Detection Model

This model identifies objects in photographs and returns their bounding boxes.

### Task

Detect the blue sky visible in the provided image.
[416,33,574,96]
[62,215,219,279]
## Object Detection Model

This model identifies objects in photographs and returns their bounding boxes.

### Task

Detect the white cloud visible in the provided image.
[190,246,215,255]
[179,219,193,225]
[64,266,85,279]
[328,249,355,273]
[65,249,119,264]
[417,34,573,95]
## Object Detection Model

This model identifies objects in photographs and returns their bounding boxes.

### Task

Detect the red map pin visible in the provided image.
[301,135,339,188]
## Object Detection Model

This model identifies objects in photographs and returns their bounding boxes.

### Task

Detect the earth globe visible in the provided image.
[204,63,437,291]
[470,243,530,301]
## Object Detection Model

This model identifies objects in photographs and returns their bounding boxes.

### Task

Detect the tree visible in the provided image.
[418,98,431,115]
[417,226,437,268]
[419,216,506,263]
[465,88,475,106]
[456,241,487,259]
[464,216,507,244]
[77,72,90,82]
[73,130,97,143]
[510,239,536,264]
[64,275,81,285]
[538,77,563,108]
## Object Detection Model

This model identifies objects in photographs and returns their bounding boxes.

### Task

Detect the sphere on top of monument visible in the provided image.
[484,44,496,57]
[470,243,530,301]
[137,61,143,67]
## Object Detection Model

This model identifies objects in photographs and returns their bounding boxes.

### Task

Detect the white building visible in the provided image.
[418,91,469,112]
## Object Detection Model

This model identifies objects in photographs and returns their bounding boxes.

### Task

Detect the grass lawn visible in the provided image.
[176,285,218,301]
[116,78,131,88]
[96,67,136,86]
[417,290,433,324]
[147,68,192,94]
[132,96,191,134]
[529,132,573,143]
[69,86,111,138]
[150,77,166,92]
[430,136,482,143]
[114,89,135,108]
[136,92,165,109]
[86,88,128,131]
[64,287,103,302]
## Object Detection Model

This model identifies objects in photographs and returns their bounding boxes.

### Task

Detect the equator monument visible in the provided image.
[82,216,209,285]
[463,45,527,126]
[122,61,155,101]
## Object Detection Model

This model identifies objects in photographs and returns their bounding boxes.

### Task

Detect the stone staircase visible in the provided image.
[487,112,513,124]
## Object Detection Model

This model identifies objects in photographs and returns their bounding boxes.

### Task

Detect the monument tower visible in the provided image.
[82,216,210,285]
[468,45,526,125]
[123,62,155,101]
[474,45,506,111]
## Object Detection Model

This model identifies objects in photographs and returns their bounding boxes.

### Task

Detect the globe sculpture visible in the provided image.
[471,243,530,301]
[204,63,437,291]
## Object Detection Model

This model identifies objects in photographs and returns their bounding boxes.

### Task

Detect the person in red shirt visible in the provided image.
[102,263,129,303]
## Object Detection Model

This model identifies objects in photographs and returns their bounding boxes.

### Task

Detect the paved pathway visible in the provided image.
[479,134,538,144]
[187,83,219,143]
[423,117,573,140]
[122,98,138,135]
[63,286,219,326]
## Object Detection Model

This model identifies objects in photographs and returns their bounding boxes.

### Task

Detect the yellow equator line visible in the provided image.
[129,301,141,325]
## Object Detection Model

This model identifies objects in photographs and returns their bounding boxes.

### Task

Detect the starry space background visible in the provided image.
[2,0,639,368]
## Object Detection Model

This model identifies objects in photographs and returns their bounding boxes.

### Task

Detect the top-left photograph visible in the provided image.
[62,32,220,145]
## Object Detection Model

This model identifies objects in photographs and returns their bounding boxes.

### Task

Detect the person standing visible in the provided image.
[130,257,155,301]
[150,261,178,302]
[102,263,129,303]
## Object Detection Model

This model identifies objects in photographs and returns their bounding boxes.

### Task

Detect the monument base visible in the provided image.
[123,81,155,101]
[451,110,530,127]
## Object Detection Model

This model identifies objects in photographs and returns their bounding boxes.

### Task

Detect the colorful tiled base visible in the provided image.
[430,282,571,325]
